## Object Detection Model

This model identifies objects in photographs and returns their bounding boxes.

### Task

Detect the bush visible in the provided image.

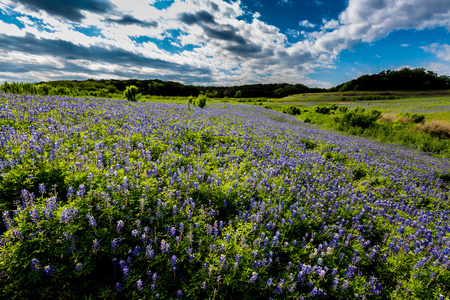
[314,104,338,115]
[282,105,302,115]
[195,94,208,108]
[124,85,141,102]
[335,108,381,129]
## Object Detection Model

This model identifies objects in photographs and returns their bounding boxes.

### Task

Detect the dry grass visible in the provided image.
[418,121,450,139]
[380,113,397,123]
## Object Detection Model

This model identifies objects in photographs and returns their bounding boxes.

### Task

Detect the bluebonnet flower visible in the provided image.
[170,255,177,271]
[136,279,143,292]
[75,263,84,270]
[311,287,326,297]
[12,229,23,240]
[29,208,41,223]
[288,282,297,293]
[115,282,123,292]
[169,227,176,237]
[278,279,285,290]
[176,290,183,298]
[341,280,349,290]
[31,258,41,271]
[66,186,74,199]
[38,183,46,196]
[60,207,78,224]
[234,254,241,269]
[133,245,141,257]
[161,240,170,254]
[76,184,86,198]
[146,244,155,260]
[111,238,122,253]
[43,265,54,276]
[116,220,124,233]
[2,211,15,230]
[91,239,100,254]
[219,254,226,269]
[86,213,97,228]
[250,272,258,283]
[332,277,339,289]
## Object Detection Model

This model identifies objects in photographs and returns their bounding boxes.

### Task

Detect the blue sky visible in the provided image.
[0,0,450,87]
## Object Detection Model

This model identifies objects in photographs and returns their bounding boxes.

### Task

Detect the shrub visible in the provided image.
[314,104,338,115]
[196,94,208,108]
[124,85,141,102]
[335,108,381,129]
[282,105,302,115]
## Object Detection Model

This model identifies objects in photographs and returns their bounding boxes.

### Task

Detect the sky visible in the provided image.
[0,0,450,88]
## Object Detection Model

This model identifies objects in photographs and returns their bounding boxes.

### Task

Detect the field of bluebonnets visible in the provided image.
[0,93,450,299]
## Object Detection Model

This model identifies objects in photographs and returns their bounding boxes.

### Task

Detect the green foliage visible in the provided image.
[193,94,208,108]
[124,85,141,102]
[300,138,317,150]
[336,67,450,91]
[314,104,338,115]
[282,105,302,115]
[439,173,450,183]
[334,108,381,129]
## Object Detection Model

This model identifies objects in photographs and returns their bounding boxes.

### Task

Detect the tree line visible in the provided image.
[1,68,449,99]
[334,68,450,92]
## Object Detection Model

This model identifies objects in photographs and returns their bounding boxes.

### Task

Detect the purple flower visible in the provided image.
[43,265,54,276]
[115,282,123,292]
[91,239,100,254]
[38,183,46,196]
[75,262,84,270]
[60,207,78,224]
[161,240,170,254]
[111,238,122,253]
[176,290,183,298]
[136,279,143,292]
[29,208,41,223]
[250,272,258,283]
[87,213,97,228]
[170,255,177,271]
[116,220,124,233]
[31,258,41,271]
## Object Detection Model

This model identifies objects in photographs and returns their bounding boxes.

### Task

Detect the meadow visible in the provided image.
[0,93,449,299]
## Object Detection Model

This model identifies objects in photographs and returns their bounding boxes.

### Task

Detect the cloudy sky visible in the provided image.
[0,0,450,87]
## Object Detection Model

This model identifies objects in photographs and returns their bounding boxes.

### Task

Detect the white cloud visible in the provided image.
[321,19,339,30]
[400,44,410,47]
[424,62,450,75]
[422,43,450,62]
[299,20,315,28]
[277,0,293,6]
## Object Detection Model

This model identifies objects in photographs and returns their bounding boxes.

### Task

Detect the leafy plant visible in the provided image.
[124,85,141,102]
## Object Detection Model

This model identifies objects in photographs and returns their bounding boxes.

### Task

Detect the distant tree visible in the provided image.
[124,85,141,101]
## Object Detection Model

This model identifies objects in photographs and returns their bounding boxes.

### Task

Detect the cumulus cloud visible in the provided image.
[422,43,450,62]
[299,20,315,28]
[12,0,115,22]
[105,15,158,28]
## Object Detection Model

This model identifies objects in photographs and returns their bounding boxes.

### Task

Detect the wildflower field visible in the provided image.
[0,93,449,299]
